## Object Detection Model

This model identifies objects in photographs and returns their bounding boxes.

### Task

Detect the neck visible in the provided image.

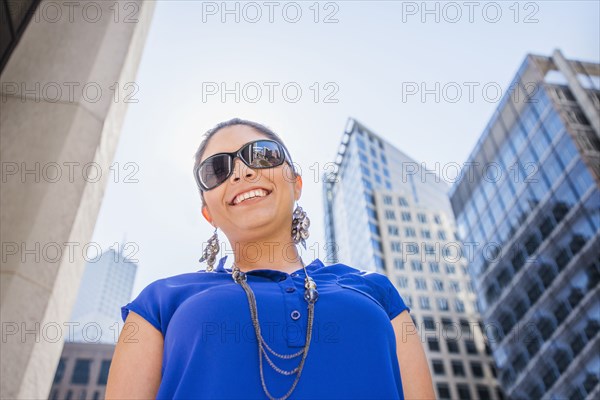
[229,233,304,274]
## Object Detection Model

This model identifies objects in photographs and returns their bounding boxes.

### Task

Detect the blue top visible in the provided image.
[121,257,411,399]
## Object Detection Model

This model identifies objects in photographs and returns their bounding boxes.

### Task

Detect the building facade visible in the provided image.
[48,342,115,400]
[68,248,138,344]
[449,50,600,399]
[0,1,155,398]
[324,118,501,399]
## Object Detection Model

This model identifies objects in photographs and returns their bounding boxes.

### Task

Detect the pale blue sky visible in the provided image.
[90,0,600,297]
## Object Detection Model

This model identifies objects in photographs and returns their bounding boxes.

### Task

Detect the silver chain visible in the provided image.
[231,262,317,400]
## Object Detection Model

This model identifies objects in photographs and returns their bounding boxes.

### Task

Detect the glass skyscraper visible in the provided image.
[449,49,600,399]
[324,119,501,399]
[68,247,138,344]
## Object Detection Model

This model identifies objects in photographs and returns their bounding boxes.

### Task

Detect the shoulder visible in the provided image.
[326,261,409,319]
[122,270,229,336]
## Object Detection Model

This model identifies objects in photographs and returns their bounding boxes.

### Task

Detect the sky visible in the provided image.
[89,0,600,297]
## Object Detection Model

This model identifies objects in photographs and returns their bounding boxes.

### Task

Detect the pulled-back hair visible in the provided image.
[193,118,298,205]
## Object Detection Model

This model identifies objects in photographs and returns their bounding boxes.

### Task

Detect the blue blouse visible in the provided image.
[121,257,411,399]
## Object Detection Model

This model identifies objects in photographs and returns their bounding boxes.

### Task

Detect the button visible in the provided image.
[290,310,301,320]
[291,273,298,277]
[285,287,296,293]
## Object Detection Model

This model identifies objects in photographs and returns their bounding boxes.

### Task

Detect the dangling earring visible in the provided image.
[199,227,220,272]
[291,204,310,249]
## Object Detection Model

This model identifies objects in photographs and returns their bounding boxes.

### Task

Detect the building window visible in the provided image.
[445,264,456,274]
[429,262,440,273]
[417,213,427,223]
[369,222,380,235]
[71,359,92,385]
[97,359,111,385]
[428,338,441,352]
[423,316,436,330]
[446,338,459,353]
[449,281,460,292]
[455,299,465,313]
[452,360,466,376]
[432,360,446,375]
[438,230,447,240]
[397,276,408,288]
[53,358,66,384]
[391,241,401,252]
[385,210,396,220]
[476,386,491,400]
[411,260,423,271]
[361,165,370,176]
[421,229,431,239]
[433,279,444,291]
[405,227,416,237]
[456,384,472,400]
[388,225,399,236]
[383,195,393,205]
[471,362,484,378]
[398,197,409,207]
[415,277,427,290]
[406,243,419,254]
[465,340,478,354]
[419,296,431,310]
[394,259,405,270]
[437,383,451,399]
[437,298,449,311]
[434,215,442,224]
[401,212,412,221]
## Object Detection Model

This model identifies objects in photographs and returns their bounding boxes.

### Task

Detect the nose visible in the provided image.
[229,157,257,184]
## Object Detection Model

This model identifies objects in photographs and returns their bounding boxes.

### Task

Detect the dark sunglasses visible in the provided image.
[195,139,291,191]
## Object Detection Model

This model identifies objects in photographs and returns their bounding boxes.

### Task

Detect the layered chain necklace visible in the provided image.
[231,260,319,400]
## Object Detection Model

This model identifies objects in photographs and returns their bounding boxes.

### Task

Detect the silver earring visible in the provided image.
[292,204,310,249]
[199,227,220,272]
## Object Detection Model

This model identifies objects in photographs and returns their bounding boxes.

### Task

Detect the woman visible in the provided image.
[106,118,435,399]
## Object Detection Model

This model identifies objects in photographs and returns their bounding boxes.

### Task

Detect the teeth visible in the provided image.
[233,189,268,205]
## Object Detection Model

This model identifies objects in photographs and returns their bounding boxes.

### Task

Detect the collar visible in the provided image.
[213,255,325,278]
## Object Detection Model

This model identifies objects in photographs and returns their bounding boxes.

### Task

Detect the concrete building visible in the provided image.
[324,118,502,400]
[0,1,155,398]
[449,50,600,399]
[48,342,115,400]
[68,248,137,344]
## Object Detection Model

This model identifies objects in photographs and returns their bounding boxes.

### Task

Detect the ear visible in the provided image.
[294,175,303,201]
[202,206,214,226]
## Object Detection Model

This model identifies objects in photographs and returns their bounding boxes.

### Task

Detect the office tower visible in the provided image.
[449,50,600,399]
[68,247,138,344]
[48,342,115,400]
[324,118,502,399]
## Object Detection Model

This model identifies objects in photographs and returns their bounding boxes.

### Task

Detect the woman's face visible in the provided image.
[200,125,302,243]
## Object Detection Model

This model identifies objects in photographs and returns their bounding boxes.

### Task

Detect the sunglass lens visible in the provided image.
[243,141,285,168]
[200,155,231,189]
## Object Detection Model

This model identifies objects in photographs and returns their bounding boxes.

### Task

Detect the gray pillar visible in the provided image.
[552,48,600,138]
[0,1,155,398]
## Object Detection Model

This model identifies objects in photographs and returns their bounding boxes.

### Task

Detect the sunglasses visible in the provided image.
[195,139,291,191]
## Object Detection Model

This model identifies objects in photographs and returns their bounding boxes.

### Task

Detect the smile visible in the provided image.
[231,188,272,206]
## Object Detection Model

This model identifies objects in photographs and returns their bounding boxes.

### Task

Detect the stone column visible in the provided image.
[0,1,155,398]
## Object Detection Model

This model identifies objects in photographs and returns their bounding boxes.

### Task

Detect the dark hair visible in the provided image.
[193,118,298,205]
